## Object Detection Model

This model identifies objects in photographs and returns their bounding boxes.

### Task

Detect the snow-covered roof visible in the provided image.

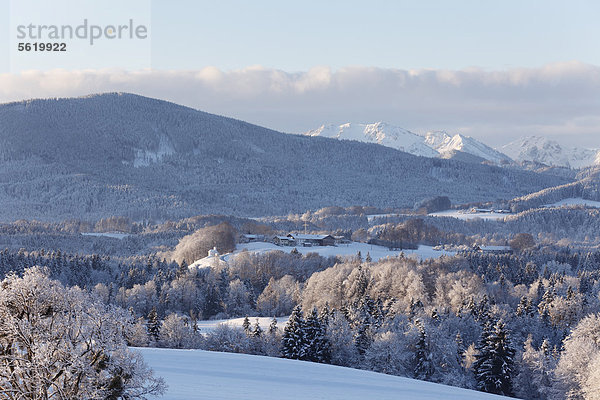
[288,233,333,240]
[479,245,512,251]
[275,236,295,241]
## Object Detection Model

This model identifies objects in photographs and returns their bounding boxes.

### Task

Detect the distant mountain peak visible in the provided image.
[502,136,600,169]
[304,122,439,158]
[306,123,511,164]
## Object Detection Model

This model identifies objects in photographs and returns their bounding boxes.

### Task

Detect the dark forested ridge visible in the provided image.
[0,93,570,221]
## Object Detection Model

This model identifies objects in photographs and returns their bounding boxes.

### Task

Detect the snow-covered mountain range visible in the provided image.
[305,123,599,169]
[425,131,510,164]
[501,136,600,169]
[305,123,510,164]
[305,123,439,158]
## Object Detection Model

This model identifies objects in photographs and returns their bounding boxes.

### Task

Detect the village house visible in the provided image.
[273,235,296,246]
[472,244,513,255]
[286,233,336,247]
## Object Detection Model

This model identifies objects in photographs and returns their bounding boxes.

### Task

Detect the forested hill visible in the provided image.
[0,93,570,221]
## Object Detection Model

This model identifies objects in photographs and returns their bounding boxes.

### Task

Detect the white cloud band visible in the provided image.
[1,62,598,147]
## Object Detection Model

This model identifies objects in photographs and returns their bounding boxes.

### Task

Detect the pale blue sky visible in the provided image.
[2,0,598,72]
[149,0,598,71]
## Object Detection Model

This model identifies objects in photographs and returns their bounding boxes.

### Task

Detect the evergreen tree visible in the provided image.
[281,306,308,360]
[242,316,251,334]
[354,296,376,356]
[177,259,188,278]
[252,319,263,337]
[146,307,160,342]
[473,319,515,396]
[305,308,331,363]
[269,317,278,334]
[413,319,433,381]
[516,295,534,317]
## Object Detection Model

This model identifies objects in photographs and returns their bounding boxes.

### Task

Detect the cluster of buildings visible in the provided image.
[242,233,349,247]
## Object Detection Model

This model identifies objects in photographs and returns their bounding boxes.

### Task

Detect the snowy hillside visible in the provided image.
[502,136,600,169]
[305,123,511,163]
[139,348,508,400]
[0,94,569,221]
[305,122,439,157]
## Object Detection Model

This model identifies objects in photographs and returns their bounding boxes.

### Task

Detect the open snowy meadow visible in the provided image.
[139,348,510,400]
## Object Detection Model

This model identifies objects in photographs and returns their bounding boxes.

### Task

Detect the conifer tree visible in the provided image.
[413,319,433,381]
[269,317,278,334]
[473,319,515,396]
[252,319,263,337]
[305,308,331,363]
[281,306,308,360]
[242,315,251,334]
[146,307,161,342]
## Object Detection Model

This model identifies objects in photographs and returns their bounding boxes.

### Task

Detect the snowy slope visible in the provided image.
[544,197,600,208]
[138,348,509,400]
[426,132,511,164]
[502,136,600,169]
[305,123,439,157]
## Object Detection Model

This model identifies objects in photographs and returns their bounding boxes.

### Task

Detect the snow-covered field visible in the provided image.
[544,197,600,208]
[196,316,289,333]
[139,348,508,400]
[366,213,411,222]
[81,232,130,239]
[429,210,509,221]
[232,241,455,261]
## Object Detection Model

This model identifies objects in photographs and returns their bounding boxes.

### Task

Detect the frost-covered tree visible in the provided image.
[326,311,360,367]
[0,267,165,399]
[225,279,254,317]
[159,313,198,349]
[554,313,600,399]
[516,336,556,400]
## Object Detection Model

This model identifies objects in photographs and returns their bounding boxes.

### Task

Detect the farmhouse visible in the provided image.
[473,245,513,255]
[273,236,296,246]
[287,233,336,247]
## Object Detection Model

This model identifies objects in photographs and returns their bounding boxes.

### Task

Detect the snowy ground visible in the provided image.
[80,232,130,239]
[231,241,455,262]
[138,348,508,400]
[366,213,411,222]
[196,316,289,333]
[544,197,600,208]
[429,209,509,221]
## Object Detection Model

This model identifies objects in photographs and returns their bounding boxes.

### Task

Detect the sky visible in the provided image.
[0,0,599,148]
